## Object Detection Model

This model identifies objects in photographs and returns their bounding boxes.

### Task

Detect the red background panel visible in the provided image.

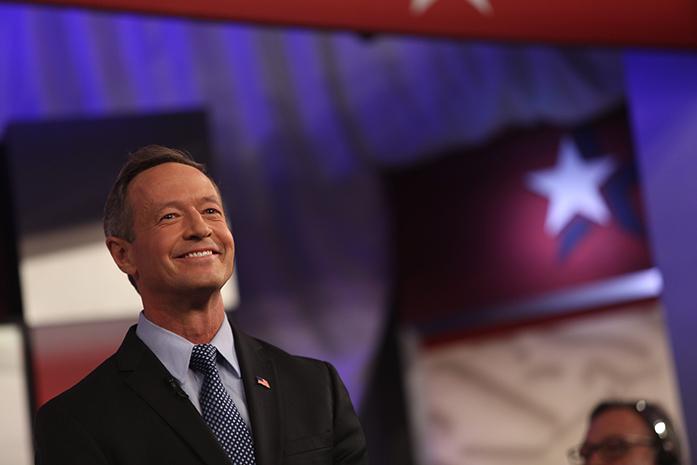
[15,0,697,47]
[385,108,651,324]
[31,319,134,407]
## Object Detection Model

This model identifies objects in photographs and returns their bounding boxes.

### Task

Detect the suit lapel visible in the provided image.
[232,324,281,465]
[115,326,230,465]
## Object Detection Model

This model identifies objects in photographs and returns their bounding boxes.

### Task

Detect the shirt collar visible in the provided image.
[135,311,241,383]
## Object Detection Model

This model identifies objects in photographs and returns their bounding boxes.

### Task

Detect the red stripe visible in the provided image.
[13,0,697,48]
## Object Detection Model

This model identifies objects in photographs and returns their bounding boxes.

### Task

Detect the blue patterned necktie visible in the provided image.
[189,344,256,465]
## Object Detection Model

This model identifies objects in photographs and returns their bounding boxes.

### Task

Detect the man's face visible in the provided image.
[580,408,656,465]
[122,162,234,299]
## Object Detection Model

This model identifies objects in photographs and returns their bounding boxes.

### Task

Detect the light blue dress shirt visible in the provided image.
[135,311,251,428]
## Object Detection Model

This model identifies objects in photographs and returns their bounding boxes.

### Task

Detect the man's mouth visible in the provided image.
[178,249,219,259]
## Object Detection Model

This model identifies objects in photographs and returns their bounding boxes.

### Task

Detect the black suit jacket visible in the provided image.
[34,322,368,465]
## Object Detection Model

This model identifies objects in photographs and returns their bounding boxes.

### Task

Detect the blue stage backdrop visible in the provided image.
[7,3,694,465]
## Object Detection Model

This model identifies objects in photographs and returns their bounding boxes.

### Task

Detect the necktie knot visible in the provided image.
[190,344,218,375]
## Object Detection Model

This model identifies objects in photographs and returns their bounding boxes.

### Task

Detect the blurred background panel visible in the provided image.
[6,111,210,237]
[386,107,651,329]
[31,319,133,407]
[8,0,697,47]
[625,51,697,465]
[0,324,32,465]
[405,302,680,465]
[0,146,21,323]
[381,105,682,465]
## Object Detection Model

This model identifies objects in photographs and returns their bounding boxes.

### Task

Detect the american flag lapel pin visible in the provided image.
[256,376,271,389]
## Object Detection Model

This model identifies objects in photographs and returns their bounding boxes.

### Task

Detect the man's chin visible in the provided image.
[159,276,226,296]
[178,281,226,294]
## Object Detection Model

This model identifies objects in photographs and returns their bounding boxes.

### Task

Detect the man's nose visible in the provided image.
[184,211,212,239]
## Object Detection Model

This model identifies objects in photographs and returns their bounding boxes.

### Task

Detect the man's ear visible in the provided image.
[106,236,137,276]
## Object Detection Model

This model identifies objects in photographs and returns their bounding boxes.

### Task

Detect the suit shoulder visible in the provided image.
[37,353,119,414]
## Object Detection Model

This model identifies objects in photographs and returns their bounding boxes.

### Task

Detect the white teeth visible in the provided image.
[184,250,214,258]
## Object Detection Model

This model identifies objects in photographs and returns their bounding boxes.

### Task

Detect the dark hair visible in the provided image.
[591,400,682,465]
[103,145,212,241]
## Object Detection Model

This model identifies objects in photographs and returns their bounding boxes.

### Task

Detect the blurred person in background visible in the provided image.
[33,145,367,465]
[568,400,682,465]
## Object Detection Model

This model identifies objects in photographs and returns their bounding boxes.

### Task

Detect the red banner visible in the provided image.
[385,108,652,337]
[17,0,697,48]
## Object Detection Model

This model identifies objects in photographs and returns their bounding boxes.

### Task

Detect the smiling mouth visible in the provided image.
[178,250,219,259]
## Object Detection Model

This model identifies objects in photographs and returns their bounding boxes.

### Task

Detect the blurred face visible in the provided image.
[122,162,234,299]
[580,408,656,465]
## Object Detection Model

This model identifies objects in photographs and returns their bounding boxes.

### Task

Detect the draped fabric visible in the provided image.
[0,3,624,403]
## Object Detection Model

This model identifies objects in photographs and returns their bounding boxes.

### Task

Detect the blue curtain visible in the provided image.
[0,3,624,403]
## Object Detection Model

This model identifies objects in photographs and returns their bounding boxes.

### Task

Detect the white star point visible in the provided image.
[526,137,617,236]
[410,0,493,15]
[469,0,493,14]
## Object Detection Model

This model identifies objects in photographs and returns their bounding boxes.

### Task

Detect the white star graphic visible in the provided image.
[525,136,617,236]
[410,0,493,15]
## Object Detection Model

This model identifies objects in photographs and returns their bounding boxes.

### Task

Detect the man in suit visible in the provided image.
[34,145,368,465]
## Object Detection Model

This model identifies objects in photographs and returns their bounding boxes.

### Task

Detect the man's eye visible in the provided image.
[204,208,221,215]
[160,213,176,221]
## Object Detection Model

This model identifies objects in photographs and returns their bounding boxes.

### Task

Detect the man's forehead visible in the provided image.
[128,162,221,208]
[588,408,649,438]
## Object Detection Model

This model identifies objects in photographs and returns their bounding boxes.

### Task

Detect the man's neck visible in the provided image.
[141,291,226,344]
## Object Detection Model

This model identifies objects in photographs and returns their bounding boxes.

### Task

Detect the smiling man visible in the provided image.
[34,146,368,465]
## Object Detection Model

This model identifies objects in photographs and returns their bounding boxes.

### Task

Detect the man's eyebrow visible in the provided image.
[201,195,222,205]
[151,200,184,212]
[151,196,222,212]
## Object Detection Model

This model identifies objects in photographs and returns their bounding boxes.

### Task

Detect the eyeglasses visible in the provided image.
[567,436,656,464]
